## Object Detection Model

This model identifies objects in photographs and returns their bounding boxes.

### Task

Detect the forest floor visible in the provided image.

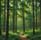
[0,29,41,40]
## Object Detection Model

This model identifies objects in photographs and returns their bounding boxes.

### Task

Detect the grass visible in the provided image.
[0,32,41,40]
[0,29,41,40]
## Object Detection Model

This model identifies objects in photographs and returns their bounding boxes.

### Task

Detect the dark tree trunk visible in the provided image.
[13,0,17,32]
[13,0,16,32]
[16,0,17,32]
[22,2,25,32]
[3,0,6,32]
[5,0,9,40]
[36,0,37,29]
[40,0,41,32]
[0,0,1,35]
[32,0,35,35]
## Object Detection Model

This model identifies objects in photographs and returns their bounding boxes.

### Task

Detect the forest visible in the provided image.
[0,0,41,40]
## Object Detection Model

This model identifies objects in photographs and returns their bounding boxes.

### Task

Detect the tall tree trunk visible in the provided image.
[13,0,16,32]
[0,0,1,35]
[22,2,25,33]
[5,0,9,40]
[3,0,6,32]
[40,0,41,32]
[36,0,37,29]
[32,0,35,35]
[16,0,17,32]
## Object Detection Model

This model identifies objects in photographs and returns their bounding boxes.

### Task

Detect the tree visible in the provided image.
[36,0,37,29]
[40,0,41,32]
[32,0,35,34]
[0,0,1,35]
[22,1,25,32]
[13,0,16,32]
[3,0,6,32]
[16,0,17,32]
[5,0,9,40]
[13,0,17,32]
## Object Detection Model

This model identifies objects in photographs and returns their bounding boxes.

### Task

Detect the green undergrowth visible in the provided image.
[0,29,41,40]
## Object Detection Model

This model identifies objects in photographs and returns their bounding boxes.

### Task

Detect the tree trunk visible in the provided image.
[22,2,25,32]
[36,0,37,29]
[13,0,16,32]
[40,0,41,32]
[16,0,17,32]
[3,0,6,32]
[32,0,35,35]
[5,0,9,40]
[0,0,1,35]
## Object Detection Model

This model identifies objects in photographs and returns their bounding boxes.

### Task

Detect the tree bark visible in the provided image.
[0,0,1,35]
[3,0,6,32]
[16,0,17,32]
[36,0,37,29]
[13,0,15,32]
[22,2,25,33]
[32,0,35,35]
[40,0,41,32]
[5,0,9,40]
